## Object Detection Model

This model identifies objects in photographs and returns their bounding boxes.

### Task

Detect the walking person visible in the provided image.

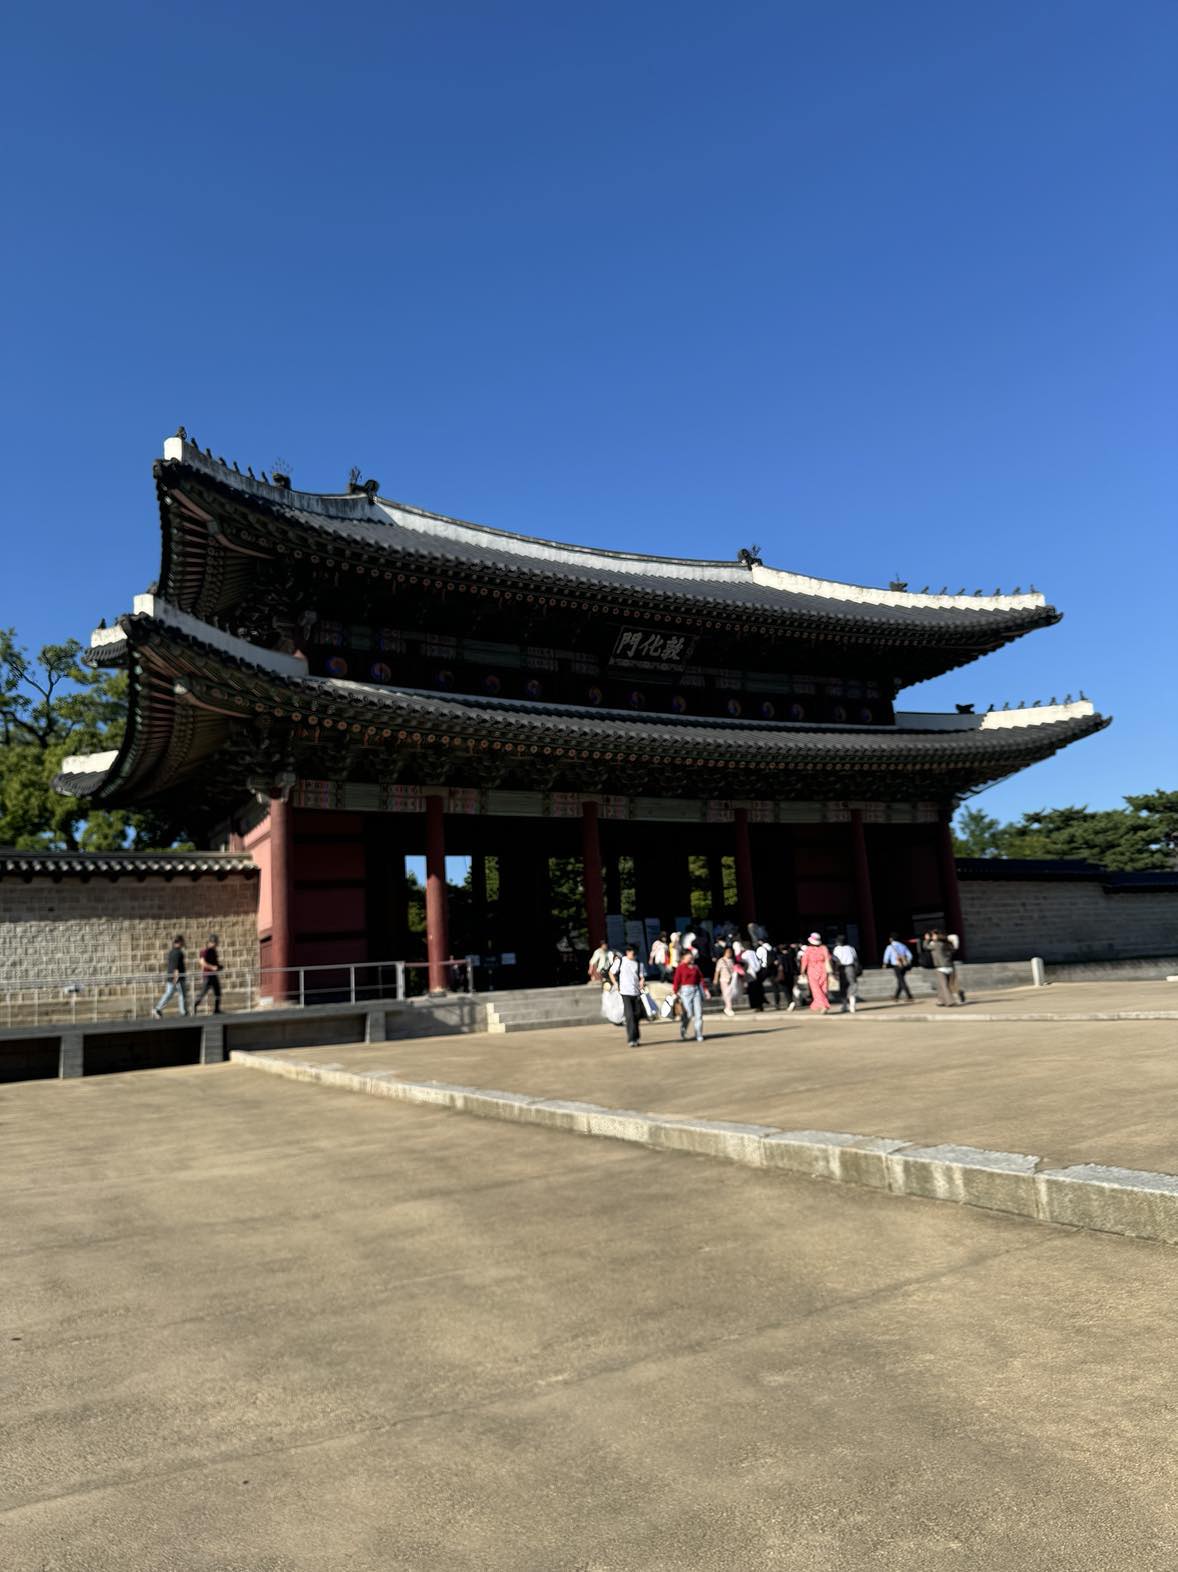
[609,942,648,1047]
[744,937,765,1012]
[882,932,914,1001]
[713,945,740,1016]
[764,944,786,1010]
[588,939,612,984]
[798,931,834,1013]
[194,933,223,1014]
[152,935,188,1018]
[832,935,860,1013]
[784,942,805,1010]
[928,929,961,1007]
[648,931,669,981]
[671,947,705,1043]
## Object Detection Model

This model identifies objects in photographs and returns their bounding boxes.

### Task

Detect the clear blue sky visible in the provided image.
[3,0,1174,824]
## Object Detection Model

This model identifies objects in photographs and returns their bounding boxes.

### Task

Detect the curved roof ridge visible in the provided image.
[162,434,1049,614]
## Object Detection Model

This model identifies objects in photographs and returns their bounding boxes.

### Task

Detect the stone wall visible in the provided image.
[960,878,1178,964]
[0,877,259,987]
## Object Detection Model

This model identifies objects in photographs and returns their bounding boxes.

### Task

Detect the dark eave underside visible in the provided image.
[62,618,1110,815]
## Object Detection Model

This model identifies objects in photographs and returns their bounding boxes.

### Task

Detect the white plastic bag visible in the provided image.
[640,991,658,1020]
[601,990,625,1026]
[659,991,677,1019]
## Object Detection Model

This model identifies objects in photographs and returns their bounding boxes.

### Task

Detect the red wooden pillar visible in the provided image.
[734,807,756,927]
[269,794,294,1001]
[425,793,450,991]
[937,808,965,955]
[581,800,607,949]
[849,809,878,964]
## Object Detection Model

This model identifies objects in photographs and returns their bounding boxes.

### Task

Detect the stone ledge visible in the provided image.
[227,1052,1178,1247]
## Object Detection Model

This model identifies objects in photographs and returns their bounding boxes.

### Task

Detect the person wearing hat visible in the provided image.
[797,931,834,1013]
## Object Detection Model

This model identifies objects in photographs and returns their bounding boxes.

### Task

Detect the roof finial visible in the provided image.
[174,424,187,441]
[1064,692,1072,704]
[247,465,255,478]
[919,585,929,593]
[1012,585,1021,594]
[1079,688,1087,701]
[1029,583,1038,594]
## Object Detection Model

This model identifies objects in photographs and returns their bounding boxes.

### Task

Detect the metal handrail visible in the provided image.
[0,955,474,1027]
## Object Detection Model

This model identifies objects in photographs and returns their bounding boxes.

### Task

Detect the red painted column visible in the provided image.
[581,800,607,950]
[734,807,756,927]
[425,793,450,991]
[269,794,294,1001]
[849,809,878,963]
[937,808,965,956]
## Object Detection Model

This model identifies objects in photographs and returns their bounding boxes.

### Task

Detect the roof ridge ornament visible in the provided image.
[348,466,381,499]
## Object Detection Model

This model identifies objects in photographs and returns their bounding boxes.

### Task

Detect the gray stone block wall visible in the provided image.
[960,880,1178,963]
[0,877,259,986]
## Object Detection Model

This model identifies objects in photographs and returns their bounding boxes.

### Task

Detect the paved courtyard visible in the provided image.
[291,981,1178,1174]
[5,1059,1178,1571]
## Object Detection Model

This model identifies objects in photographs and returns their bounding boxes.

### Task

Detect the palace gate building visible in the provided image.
[57,433,1108,990]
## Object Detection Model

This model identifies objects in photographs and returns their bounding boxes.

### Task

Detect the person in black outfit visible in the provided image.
[152,935,188,1017]
[194,932,223,1014]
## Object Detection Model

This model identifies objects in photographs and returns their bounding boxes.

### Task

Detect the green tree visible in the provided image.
[0,630,160,851]
[953,807,1009,858]
[954,792,1178,872]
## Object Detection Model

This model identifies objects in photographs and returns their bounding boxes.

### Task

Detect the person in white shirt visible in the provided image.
[648,932,669,980]
[588,940,612,985]
[881,933,914,1002]
[609,944,648,1047]
[831,936,860,1014]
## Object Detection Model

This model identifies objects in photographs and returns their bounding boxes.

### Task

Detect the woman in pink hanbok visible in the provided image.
[798,931,834,1013]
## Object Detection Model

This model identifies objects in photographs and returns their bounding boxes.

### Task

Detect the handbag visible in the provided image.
[659,993,676,1019]
[640,991,658,1021]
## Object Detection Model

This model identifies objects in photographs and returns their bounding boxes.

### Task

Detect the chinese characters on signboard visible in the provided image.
[610,628,698,668]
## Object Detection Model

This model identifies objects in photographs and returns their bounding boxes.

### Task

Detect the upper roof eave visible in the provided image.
[155,436,1058,634]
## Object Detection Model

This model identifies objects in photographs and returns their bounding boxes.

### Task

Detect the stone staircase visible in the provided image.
[482,985,607,1034]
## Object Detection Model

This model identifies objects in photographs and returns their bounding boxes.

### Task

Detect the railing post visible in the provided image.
[246,969,254,1012]
[396,961,405,1001]
[298,968,305,1008]
[349,964,356,1004]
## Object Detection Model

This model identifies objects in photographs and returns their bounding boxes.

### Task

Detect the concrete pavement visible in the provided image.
[275,991,1178,1175]
[5,1062,1178,1570]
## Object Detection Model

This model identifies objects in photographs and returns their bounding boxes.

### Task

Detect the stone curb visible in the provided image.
[228,1051,1178,1246]
[866,1010,1178,1023]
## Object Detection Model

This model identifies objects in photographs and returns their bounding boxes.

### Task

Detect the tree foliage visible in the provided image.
[954,792,1178,872]
[0,630,174,851]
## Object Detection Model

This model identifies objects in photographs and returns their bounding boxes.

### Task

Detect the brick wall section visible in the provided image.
[960,879,1178,963]
[0,876,259,985]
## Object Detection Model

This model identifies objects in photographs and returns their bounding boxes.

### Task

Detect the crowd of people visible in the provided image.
[589,923,965,1046]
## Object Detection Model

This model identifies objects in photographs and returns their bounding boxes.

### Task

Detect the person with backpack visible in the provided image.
[609,943,649,1046]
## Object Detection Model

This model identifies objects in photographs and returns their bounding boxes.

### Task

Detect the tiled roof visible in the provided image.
[57,609,1110,810]
[156,438,1059,641]
[0,850,257,879]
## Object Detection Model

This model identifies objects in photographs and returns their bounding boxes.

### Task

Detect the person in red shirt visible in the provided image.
[671,949,706,1042]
